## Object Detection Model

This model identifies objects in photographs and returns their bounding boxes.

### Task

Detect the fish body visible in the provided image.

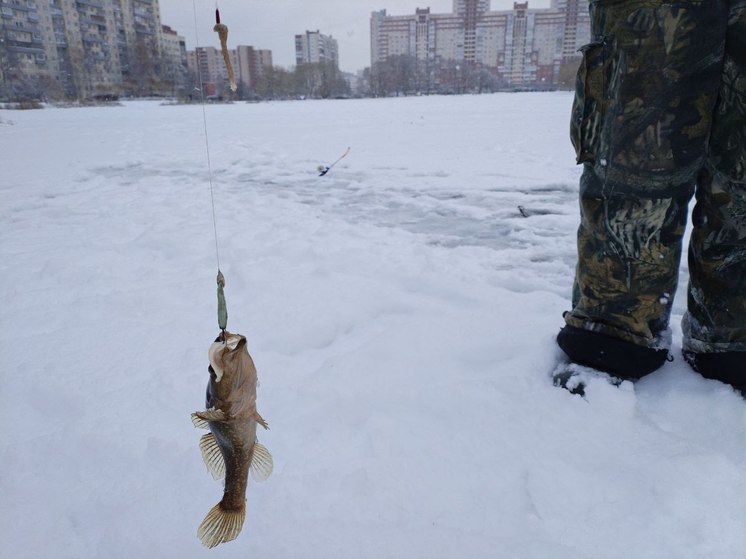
[192,332,271,548]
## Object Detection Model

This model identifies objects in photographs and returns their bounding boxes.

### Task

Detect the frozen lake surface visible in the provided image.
[2,94,745,558]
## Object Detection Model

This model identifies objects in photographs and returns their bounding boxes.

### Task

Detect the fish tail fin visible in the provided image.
[197,502,246,548]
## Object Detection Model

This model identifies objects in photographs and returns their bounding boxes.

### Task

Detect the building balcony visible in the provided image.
[80,17,106,28]
[6,23,39,34]
[0,1,31,11]
[7,43,46,54]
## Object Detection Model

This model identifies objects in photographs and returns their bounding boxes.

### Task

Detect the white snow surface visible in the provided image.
[2,94,745,559]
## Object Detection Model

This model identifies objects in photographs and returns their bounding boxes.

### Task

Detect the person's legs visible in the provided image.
[683,1,746,386]
[560,0,728,377]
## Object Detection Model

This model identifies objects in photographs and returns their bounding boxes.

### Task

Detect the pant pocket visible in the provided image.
[570,41,608,165]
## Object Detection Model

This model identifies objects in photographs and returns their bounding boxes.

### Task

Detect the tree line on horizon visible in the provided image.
[2,47,577,104]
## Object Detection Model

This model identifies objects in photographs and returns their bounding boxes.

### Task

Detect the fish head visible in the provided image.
[208,332,243,383]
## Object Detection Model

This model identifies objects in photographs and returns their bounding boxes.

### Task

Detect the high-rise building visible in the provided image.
[454,0,491,63]
[294,30,338,67]
[187,45,272,95]
[370,0,590,88]
[453,0,491,14]
[554,0,587,60]
[160,24,188,96]
[187,46,226,95]
[234,45,272,90]
[0,0,188,100]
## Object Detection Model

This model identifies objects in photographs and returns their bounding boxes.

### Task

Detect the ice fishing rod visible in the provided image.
[192,0,229,334]
[318,147,351,176]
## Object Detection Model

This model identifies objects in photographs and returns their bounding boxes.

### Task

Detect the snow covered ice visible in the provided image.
[2,93,746,559]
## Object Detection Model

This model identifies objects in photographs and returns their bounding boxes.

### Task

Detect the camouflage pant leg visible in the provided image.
[684,2,746,353]
[565,0,729,348]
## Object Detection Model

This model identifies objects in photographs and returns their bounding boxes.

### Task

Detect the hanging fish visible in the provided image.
[192,331,272,548]
[213,8,238,92]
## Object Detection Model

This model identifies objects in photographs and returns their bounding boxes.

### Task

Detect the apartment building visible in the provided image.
[0,0,188,99]
[187,44,272,94]
[370,0,589,88]
[160,24,187,94]
[294,30,338,67]
[235,45,271,89]
[187,46,224,94]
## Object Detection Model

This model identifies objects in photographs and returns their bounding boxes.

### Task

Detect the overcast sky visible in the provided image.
[159,0,551,73]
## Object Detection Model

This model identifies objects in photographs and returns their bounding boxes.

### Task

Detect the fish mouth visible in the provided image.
[224,333,242,350]
[208,342,226,381]
[208,332,243,381]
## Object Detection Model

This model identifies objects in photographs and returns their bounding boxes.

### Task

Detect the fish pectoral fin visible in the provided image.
[199,433,226,481]
[194,409,228,422]
[250,442,273,482]
[191,413,210,430]
[253,411,269,430]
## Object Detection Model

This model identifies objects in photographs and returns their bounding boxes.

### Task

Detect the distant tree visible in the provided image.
[0,41,21,100]
[390,55,418,96]
[293,63,320,98]
[438,60,483,94]
[184,68,203,100]
[318,62,349,98]
[0,41,50,100]
[291,62,349,99]
[357,67,373,97]
[125,37,166,97]
[64,43,87,100]
[472,64,497,93]
[556,57,581,90]
[416,58,438,95]
[255,66,292,99]
[368,61,391,97]
[163,56,188,98]
[38,74,64,100]
[369,55,420,97]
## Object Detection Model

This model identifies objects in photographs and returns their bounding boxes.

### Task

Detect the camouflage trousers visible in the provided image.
[565,0,746,353]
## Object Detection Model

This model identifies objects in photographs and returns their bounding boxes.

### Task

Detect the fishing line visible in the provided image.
[192,0,221,273]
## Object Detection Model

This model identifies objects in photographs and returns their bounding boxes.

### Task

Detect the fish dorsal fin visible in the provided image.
[191,413,210,430]
[199,433,226,481]
[250,442,273,482]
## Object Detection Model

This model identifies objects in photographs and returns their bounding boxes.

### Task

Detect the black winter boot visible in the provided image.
[557,325,669,380]
[682,351,746,392]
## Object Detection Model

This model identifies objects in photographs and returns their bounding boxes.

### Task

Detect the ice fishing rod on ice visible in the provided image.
[318,146,351,176]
